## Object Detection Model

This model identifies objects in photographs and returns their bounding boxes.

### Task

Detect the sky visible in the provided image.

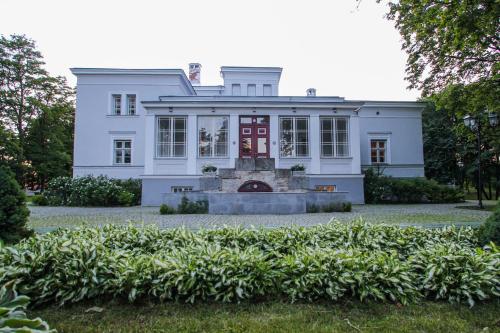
[0,0,420,101]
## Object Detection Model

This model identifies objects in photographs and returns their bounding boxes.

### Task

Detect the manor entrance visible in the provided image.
[239,116,270,158]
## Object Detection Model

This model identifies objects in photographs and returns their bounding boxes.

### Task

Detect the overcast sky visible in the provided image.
[0,0,420,100]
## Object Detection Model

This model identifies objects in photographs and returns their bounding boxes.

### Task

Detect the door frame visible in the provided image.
[239,115,270,158]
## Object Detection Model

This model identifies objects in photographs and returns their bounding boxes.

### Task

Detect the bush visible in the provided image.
[1,222,496,307]
[160,204,176,215]
[307,201,352,213]
[363,168,465,204]
[201,164,217,173]
[177,196,208,214]
[0,282,55,332]
[477,203,500,246]
[31,194,48,206]
[0,167,32,243]
[290,164,305,171]
[44,176,141,207]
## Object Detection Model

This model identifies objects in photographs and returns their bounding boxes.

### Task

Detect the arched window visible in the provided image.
[237,180,273,192]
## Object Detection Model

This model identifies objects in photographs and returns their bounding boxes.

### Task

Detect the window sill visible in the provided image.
[106,115,140,118]
[198,156,230,159]
[154,157,188,160]
[279,157,312,159]
[320,156,353,160]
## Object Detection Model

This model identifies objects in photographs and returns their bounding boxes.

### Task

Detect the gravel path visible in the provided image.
[29,201,493,232]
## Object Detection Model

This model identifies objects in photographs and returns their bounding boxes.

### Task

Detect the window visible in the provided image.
[370,139,387,164]
[315,185,337,192]
[171,186,193,193]
[114,140,131,164]
[112,94,121,115]
[279,117,309,157]
[247,84,256,96]
[126,94,136,115]
[232,84,241,96]
[156,117,186,157]
[198,116,229,157]
[263,84,272,96]
[320,117,349,157]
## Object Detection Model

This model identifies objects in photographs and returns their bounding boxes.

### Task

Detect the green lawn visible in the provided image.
[31,300,500,333]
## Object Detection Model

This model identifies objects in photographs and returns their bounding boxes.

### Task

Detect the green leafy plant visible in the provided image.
[177,196,208,214]
[31,194,49,206]
[160,204,176,215]
[201,164,217,173]
[0,166,32,243]
[290,164,305,172]
[0,281,56,332]
[477,202,500,246]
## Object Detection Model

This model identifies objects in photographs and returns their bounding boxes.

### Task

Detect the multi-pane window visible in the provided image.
[156,117,186,157]
[198,116,229,157]
[279,117,309,157]
[114,140,131,164]
[370,139,387,164]
[320,117,349,157]
[171,186,193,193]
[112,94,121,115]
[126,94,136,115]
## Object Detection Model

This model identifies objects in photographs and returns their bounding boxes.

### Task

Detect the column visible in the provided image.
[310,114,321,174]
[187,114,197,175]
[350,114,361,174]
[144,114,155,175]
[229,114,239,168]
[270,115,279,168]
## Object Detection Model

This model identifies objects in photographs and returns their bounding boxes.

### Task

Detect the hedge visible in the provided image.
[0,222,497,308]
[364,168,464,204]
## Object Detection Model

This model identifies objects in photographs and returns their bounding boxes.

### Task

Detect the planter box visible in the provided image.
[291,170,306,177]
[202,171,217,177]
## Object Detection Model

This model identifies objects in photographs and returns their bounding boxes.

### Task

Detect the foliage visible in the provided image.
[477,202,500,245]
[177,196,208,214]
[31,194,48,206]
[0,166,32,243]
[201,164,217,173]
[159,204,176,215]
[43,176,141,207]
[290,164,305,171]
[114,179,142,205]
[0,222,497,307]
[363,168,465,204]
[0,281,56,332]
[307,202,352,213]
[0,34,74,185]
[375,0,500,94]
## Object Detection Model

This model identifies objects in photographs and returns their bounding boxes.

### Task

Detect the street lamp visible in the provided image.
[463,110,498,209]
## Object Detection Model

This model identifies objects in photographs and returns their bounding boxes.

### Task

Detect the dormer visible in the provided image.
[220,66,282,96]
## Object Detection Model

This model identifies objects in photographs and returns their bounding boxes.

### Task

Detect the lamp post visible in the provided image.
[463,111,498,209]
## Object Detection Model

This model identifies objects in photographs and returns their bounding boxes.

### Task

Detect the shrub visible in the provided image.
[31,194,49,206]
[0,282,55,332]
[0,167,32,243]
[307,201,352,213]
[306,204,319,213]
[363,168,465,204]
[477,203,500,246]
[1,222,495,307]
[160,204,176,215]
[201,164,217,173]
[177,196,208,214]
[44,176,141,207]
[290,164,305,171]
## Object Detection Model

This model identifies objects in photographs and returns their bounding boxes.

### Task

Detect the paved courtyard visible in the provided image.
[28,201,494,232]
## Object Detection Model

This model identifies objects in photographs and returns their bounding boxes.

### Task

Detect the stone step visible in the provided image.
[235,158,275,171]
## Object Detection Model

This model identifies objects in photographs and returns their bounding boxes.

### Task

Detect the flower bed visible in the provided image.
[0,222,497,307]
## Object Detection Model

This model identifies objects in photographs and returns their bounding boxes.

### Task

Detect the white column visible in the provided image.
[310,114,321,174]
[270,115,279,168]
[229,114,239,168]
[350,114,361,174]
[187,114,197,175]
[144,114,155,175]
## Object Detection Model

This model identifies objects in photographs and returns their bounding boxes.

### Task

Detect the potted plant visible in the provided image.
[201,164,217,176]
[290,163,306,176]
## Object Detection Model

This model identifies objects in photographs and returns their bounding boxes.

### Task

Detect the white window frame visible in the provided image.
[279,117,310,158]
[197,116,230,158]
[111,137,133,165]
[156,116,187,158]
[126,94,136,115]
[111,94,122,115]
[108,92,139,116]
[320,117,350,158]
[368,134,391,165]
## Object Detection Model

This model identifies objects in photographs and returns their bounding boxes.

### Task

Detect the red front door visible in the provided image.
[239,116,270,158]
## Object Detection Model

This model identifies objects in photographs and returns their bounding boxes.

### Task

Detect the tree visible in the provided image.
[373,0,499,94]
[0,34,74,185]
[0,166,32,243]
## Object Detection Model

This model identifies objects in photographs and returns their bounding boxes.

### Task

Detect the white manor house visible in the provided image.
[71,64,425,213]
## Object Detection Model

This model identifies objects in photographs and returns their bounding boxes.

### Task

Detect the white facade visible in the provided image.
[71,65,425,205]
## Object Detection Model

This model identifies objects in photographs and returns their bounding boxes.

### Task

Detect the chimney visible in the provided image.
[188,63,201,85]
[306,88,316,97]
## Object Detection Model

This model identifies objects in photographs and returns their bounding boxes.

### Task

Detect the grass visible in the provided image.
[30,299,500,333]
